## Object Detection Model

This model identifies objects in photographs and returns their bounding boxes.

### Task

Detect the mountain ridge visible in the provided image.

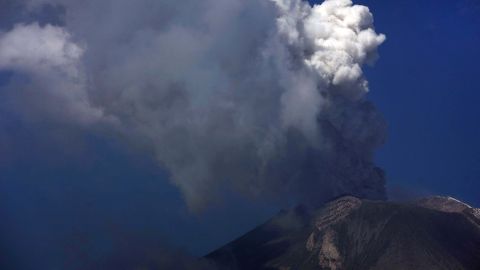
[205,196,480,270]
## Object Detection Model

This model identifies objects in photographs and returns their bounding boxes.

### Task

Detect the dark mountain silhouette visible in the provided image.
[205,196,480,270]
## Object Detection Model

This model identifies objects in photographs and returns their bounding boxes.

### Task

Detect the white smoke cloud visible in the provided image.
[271,0,385,138]
[0,0,387,211]
[0,23,81,72]
[0,23,104,125]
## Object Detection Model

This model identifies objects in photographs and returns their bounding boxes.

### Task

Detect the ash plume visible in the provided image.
[0,0,387,211]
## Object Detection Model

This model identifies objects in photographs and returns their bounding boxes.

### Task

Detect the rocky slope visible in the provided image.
[205,196,480,270]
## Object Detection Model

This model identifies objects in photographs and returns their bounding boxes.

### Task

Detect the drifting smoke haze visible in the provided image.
[0,0,386,211]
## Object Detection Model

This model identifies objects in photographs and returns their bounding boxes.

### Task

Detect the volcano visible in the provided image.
[205,196,480,270]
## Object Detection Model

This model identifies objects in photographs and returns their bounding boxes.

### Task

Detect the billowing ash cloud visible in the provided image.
[0,0,386,211]
[0,23,104,124]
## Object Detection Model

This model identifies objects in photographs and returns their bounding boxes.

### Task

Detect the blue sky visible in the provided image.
[1,0,480,269]
[350,0,480,206]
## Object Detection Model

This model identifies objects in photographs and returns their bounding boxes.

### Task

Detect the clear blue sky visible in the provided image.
[1,0,479,269]
[350,0,480,206]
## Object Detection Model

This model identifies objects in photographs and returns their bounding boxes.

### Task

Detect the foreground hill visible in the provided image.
[206,196,480,270]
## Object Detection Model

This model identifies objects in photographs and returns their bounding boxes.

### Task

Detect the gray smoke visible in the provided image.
[0,0,387,211]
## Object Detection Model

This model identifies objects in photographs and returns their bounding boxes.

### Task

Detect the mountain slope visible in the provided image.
[205,196,480,270]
